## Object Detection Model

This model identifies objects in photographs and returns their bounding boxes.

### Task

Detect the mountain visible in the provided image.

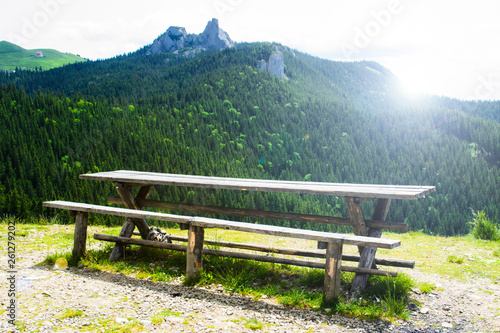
[0,22,498,236]
[146,18,235,57]
[0,41,86,71]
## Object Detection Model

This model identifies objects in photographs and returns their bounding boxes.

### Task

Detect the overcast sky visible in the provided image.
[2,0,500,101]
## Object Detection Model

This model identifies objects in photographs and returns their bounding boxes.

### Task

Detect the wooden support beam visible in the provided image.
[186,225,204,282]
[72,211,88,260]
[109,184,152,261]
[132,233,414,268]
[345,197,367,236]
[350,198,392,297]
[324,241,344,302]
[94,233,398,277]
[108,197,409,232]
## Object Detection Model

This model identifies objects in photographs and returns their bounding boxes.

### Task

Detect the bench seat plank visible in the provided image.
[80,170,435,200]
[43,201,400,249]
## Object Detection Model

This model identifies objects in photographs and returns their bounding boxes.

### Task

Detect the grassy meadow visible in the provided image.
[2,216,500,321]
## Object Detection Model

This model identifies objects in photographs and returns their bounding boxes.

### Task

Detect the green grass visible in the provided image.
[417,281,436,294]
[244,318,264,330]
[151,309,183,325]
[59,308,84,319]
[468,210,499,241]
[447,255,465,264]
[0,40,86,71]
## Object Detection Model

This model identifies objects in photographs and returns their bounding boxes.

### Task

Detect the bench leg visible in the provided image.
[324,240,343,302]
[186,225,204,283]
[73,211,88,260]
[350,198,391,297]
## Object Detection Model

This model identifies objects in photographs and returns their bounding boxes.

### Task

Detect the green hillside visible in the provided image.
[0,41,86,71]
[0,42,498,235]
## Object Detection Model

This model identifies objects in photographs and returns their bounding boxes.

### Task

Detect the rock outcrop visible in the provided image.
[146,18,235,57]
[257,49,285,79]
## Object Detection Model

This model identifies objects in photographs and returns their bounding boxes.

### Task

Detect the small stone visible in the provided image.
[324,308,332,314]
[442,322,453,328]
[115,317,129,324]
[41,320,53,327]
[140,320,152,327]
[420,307,430,314]
[408,302,419,311]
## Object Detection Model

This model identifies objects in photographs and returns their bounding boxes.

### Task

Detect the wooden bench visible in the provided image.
[42,200,401,301]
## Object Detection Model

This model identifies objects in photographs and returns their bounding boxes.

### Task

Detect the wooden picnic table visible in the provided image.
[79,170,435,295]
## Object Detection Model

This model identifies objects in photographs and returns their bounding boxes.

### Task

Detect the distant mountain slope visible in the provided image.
[0,41,86,71]
[0,40,498,236]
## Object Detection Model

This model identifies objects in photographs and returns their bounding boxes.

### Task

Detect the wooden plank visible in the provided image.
[324,241,343,301]
[72,211,88,260]
[42,201,401,249]
[81,170,435,200]
[186,225,204,282]
[93,233,398,277]
[188,217,400,249]
[149,234,415,268]
[108,197,409,232]
[351,198,392,296]
[109,184,152,261]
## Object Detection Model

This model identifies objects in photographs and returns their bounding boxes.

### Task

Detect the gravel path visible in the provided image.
[1,232,499,332]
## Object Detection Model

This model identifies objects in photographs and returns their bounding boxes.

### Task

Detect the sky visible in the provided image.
[2,0,500,101]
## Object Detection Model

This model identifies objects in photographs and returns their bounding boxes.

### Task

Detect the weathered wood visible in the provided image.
[136,233,414,268]
[95,233,188,251]
[113,183,152,239]
[109,184,152,261]
[186,225,204,282]
[93,233,398,277]
[42,202,401,249]
[188,217,400,249]
[351,198,392,296]
[72,211,88,260]
[324,241,344,301]
[345,197,367,237]
[81,170,436,200]
[109,219,135,262]
[109,197,409,232]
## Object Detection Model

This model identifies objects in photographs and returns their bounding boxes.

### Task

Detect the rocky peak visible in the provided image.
[146,18,235,56]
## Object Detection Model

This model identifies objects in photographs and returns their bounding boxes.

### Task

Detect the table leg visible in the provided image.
[350,198,391,296]
[109,184,153,261]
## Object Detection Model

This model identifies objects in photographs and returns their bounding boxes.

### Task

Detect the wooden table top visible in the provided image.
[80,170,435,200]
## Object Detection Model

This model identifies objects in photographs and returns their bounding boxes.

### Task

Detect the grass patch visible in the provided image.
[59,308,84,319]
[244,318,264,330]
[447,255,465,264]
[468,210,499,241]
[38,251,79,267]
[151,309,183,324]
[417,282,436,294]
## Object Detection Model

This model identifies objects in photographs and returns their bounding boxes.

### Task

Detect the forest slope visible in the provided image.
[0,42,498,235]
